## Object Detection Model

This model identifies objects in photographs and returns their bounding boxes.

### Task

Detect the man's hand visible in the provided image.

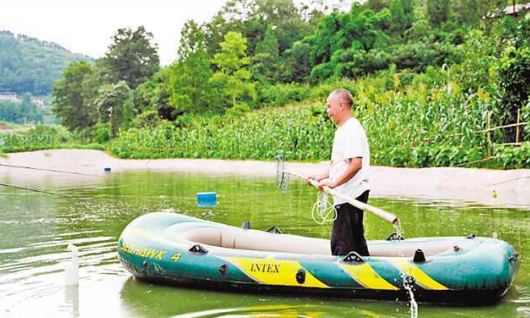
[306,175,326,187]
[317,180,336,192]
[305,175,316,186]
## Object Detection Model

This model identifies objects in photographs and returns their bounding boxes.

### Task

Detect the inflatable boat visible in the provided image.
[118,212,520,305]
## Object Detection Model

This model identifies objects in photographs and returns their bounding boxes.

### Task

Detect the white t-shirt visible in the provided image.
[329,117,370,205]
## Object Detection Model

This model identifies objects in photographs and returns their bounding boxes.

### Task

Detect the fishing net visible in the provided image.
[275,153,289,192]
[276,153,336,224]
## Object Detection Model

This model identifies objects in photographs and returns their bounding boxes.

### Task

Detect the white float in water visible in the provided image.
[64,244,79,286]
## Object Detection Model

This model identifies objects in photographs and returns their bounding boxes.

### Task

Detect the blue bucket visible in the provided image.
[196,192,218,207]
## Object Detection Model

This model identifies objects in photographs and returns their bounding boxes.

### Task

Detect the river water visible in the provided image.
[0,171,529,318]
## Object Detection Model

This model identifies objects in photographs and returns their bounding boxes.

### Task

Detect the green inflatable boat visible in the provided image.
[118,212,520,305]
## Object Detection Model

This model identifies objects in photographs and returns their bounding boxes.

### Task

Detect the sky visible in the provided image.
[0,0,353,65]
[0,0,230,65]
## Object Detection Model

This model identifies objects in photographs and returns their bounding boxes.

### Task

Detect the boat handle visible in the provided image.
[342,251,365,263]
[189,244,209,254]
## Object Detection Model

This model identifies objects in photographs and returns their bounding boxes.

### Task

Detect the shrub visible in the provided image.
[258,83,310,107]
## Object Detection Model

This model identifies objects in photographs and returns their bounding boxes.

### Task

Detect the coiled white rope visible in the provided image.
[311,191,337,225]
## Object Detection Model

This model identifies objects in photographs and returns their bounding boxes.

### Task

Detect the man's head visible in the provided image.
[326,89,353,125]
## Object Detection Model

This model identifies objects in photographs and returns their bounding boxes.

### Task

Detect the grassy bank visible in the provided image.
[0,125,104,154]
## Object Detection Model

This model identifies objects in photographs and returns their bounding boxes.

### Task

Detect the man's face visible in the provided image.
[326,95,342,125]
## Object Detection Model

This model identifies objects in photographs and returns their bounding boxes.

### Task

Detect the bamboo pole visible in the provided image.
[487,112,492,158]
[515,108,521,144]
[499,142,523,146]
[478,121,526,134]
[284,170,399,224]
[422,121,528,141]
[456,156,498,167]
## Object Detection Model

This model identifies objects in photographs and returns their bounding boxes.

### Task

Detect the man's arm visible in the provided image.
[319,157,362,189]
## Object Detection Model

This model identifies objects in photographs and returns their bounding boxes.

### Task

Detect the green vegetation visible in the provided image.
[2,0,530,169]
[0,125,104,153]
[0,94,48,124]
[0,30,92,96]
[109,74,529,168]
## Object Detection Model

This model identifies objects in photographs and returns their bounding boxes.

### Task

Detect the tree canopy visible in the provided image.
[99,26,160,90]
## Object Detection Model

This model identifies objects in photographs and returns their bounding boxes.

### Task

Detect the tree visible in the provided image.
[251,25,280,83]
[426,0,451,26]
[134,70,174,120]
[282,41,312,82]
[364,0,391,12]
[19,93,42,123]
[80,63,106,124]
[254,0,314,53]
[307,6,391,82]
[389,0,414,33]
[499,47,530,133]
[204,0,315,58]
[210,32,256,111]
[95,81,134,137]
[99,26,160,89]
[0,102,20,123]
[452,0,506,25]
[52,61,97,130]
[168,20,214,114]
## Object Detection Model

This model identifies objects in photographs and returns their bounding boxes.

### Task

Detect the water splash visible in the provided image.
[403,276,419,318]
[392,221,418,318]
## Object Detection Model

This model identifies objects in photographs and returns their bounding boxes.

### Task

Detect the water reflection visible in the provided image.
[119,277,408,318]
[118,277,525,318]
[63,286,79,318]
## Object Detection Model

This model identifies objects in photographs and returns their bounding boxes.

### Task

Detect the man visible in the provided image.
[308,88,370,256]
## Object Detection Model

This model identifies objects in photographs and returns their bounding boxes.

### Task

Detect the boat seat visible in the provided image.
[179,227,458,257]
[180,227,331,255]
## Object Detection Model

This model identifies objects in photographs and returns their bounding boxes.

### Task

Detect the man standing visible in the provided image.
[308,89,370,256]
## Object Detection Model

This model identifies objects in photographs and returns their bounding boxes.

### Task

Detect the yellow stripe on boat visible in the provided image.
[339,262,399,290]
[227,257,329,288]
[389,258,448,290]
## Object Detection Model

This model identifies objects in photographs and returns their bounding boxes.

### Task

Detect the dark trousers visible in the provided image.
[331,190,370,256]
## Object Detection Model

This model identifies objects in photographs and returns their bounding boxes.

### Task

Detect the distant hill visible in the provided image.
[0,30,93,96]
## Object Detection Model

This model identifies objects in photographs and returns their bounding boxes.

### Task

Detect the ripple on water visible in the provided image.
[0,233,118,309]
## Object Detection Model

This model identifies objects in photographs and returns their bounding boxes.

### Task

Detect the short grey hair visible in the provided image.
[329,88,353,108]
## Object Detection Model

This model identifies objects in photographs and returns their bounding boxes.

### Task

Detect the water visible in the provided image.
[1,170,529,318]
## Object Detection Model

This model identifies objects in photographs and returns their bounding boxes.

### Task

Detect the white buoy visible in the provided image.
[64,244,79,286]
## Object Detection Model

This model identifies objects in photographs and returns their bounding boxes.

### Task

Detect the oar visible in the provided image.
[283,170,399,225]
